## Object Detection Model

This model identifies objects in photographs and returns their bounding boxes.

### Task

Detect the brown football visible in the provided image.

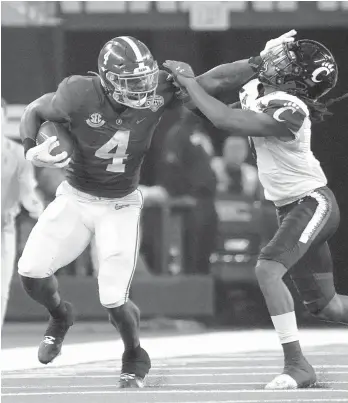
[36,121,74,159]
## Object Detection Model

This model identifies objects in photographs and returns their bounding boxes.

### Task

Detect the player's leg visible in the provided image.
[1,219,17,328]
[255,189,339,389]
[95,199,150,388]
[255,257,314,389]
[18,192,92,363]
[291,241,348,324]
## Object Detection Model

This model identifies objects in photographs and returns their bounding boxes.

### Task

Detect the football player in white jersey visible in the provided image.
[164,34,348,390]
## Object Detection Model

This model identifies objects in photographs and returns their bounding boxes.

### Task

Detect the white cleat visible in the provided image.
[265,374,298,390]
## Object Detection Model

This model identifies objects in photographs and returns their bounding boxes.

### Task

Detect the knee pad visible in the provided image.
[98,280,128,308]
[98,260,134,308]
[18,255,52,279]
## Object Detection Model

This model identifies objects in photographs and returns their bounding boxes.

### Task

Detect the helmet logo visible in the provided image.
[103,49,112,66]
[311,62,334,83]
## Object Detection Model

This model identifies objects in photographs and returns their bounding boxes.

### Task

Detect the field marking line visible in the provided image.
[3,371,348,379]
[3,389,348,396]
[2,381,348,389]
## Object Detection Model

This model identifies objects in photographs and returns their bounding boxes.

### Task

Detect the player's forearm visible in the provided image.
[20,102,43,153]
[195,58,260,96]
[183,79,271,137]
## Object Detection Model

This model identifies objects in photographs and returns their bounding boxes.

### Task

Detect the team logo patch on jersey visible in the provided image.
[86,113,106,128]
[146,95,164,112]
[264,99,307,133]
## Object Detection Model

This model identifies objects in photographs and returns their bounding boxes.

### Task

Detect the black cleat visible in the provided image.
[38,302,74,364]
[118,347,151,388]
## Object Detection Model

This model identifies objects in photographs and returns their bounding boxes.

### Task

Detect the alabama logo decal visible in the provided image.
[86,113,106,128]
[146,95,164,112]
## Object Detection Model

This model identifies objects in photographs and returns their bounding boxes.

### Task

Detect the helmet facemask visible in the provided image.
[104,63,159,109]
[258,44,301,92]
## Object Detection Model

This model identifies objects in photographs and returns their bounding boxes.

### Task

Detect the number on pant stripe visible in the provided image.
[95,130,130,172]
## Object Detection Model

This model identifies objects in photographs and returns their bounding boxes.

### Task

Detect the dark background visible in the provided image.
[2,26,348,294]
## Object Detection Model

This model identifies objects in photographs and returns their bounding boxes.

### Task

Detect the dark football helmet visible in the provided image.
[258,39,338,99]
[98,36,159,109]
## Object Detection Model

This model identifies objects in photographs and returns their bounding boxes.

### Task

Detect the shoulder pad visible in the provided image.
[261,94,309,133]
[56,75,95,113]
[239,78,262,107]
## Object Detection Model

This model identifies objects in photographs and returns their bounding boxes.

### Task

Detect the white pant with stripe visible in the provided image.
[18,181,143,308]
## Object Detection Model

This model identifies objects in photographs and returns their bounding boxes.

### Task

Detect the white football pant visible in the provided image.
[18,181,143,308]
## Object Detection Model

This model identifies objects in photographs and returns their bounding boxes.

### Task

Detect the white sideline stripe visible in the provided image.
[3,389,348,396]
[58,365,348,371]
[3,381,348,389]
[3,371,348,379]
[8,364,346,374]
[2,329,347,371]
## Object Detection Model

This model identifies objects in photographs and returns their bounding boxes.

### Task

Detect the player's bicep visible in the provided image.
[217,109,290,138]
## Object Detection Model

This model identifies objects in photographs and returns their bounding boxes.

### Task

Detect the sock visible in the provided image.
[282,340,304,364]
[271,311,299,344]
[125,344,141,354]
[49,300,67,320]
[271,311,303,364]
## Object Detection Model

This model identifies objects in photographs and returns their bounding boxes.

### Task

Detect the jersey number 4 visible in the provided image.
[95,130,130,173]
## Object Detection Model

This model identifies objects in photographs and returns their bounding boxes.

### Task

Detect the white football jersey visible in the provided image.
[239,79,327,207]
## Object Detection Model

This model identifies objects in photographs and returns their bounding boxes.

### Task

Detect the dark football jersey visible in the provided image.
[55,71,177,197]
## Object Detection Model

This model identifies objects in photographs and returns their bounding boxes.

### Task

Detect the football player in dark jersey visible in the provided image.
[19,33,293,388]
[164,34,348,390]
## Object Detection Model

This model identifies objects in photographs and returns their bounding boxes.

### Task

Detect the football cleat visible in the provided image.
[38,302,74,364]
[118,347,151,388]
[265,358,317,390]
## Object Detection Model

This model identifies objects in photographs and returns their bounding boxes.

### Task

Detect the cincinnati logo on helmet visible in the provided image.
[146,95,164,112]
[86,113,106,128]
[311,62,335,83]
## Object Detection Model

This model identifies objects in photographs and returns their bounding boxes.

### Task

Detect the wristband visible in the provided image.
[248,56,263,73]
[23,138,36,157]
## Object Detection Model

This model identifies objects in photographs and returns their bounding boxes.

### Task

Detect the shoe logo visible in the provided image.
[114,204,130,210]
[136,118,146,124]
[120,373,136,380]
[43,336,56,345]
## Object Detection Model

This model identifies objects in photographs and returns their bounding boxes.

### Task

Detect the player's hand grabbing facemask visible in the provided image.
[260,29,297,59]
[163,60,195,91]
[26,136,71,168]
